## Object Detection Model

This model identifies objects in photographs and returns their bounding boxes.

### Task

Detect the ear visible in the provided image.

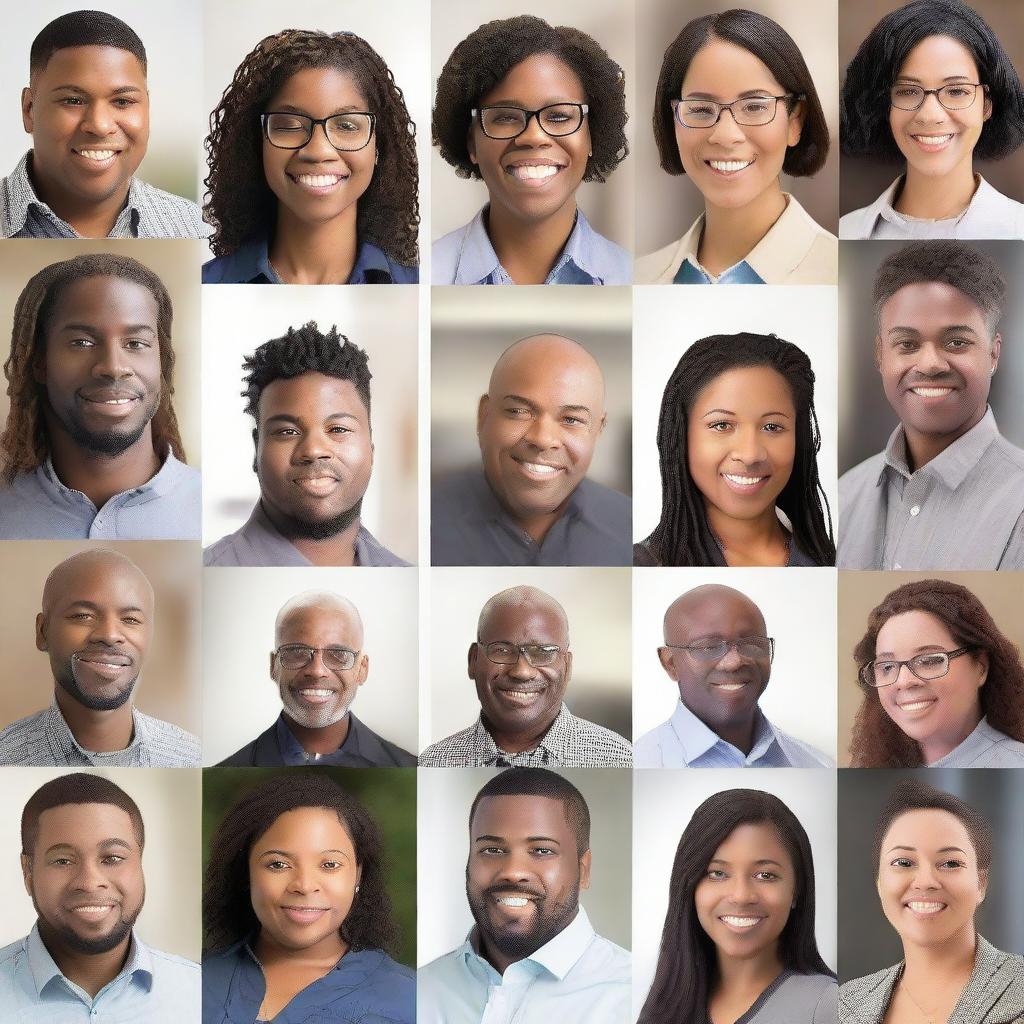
[657,646,678,681]
[21,852,33,897]
[989,332,1001,375]
[467,124,478,166]
[982,89,993,122]
[22,87,34,134]
[579,848,592,890]
[35,612,48,653]
[786,97,806,148]
[269,650,277,677]
[476,394,489,436]
[563,649,573,685]
[977,867,988,903]
[874,333,883,373]
[251,426,260,475]
[974,649,989,688]
[597,412,607,437]
[468,641,479,680]
[356,653,369,686]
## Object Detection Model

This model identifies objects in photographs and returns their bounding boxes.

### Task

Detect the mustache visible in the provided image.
[483,883,544,901]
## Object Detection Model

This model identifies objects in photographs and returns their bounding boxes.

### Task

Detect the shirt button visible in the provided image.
[910,506,921,516]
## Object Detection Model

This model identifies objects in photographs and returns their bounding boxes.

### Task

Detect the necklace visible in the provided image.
[898,980,939,1024]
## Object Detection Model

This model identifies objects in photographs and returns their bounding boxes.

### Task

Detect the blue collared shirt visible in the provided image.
[929,717,1024,767]
[673,258,765,284]
[0,923,200,1023]
[633,701,834,768]
[432,206,631,285]
[417,906,630,1024]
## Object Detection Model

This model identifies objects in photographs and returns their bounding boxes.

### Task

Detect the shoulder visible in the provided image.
[132,180,211,239]
[0,710,50,765]
[988,433,1024,474]
[577,216,632,284]
[375,735,418,767]
[972,179,1024,236]
[201,252,238,284]
[633,541,660,567]
[134,711,201,766]
[780,971,839,1001]
[839,200,883,239]
[773,726,835,767]
[216,737,261,766]
[353,717,417,766]
[417,946,467,994]
[203,528,247,566]
[576,477,629,512]
[418,726,476,766]
[566,714,633,766]
[635,216,703,284]
[431,220,474,284]
[632,720,677,768]
[364,949,416,985]
[839,451,887,496]
[839,964,898,1019]
[147,944,201,975]
[584,930,632,976]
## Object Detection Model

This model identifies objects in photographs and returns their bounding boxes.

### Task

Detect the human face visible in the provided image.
[695,822,796,963]
[256,373,373,540]
[249,807,358,956]
[877,808,986,949]
[23,802,145,956]
[468,53,591,226]
[467,795,590,964]
[22,46,148,210]
[263,67,376,231]
[37,276,162,458]
[675,39,803,212]
[888,35,991,180]
[877,283,998,445]
[272,604,368,729]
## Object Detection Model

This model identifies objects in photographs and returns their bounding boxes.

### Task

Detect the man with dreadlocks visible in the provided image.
[0,253,200,539]
[203,322,408,567]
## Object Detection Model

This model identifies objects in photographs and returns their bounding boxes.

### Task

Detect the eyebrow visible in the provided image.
[708,857,784,867]
[875,644,947,658]
[888,325,980,335]
[887,845,968,854]
[58,322,157,336]
[683,89,777,100]
[503,394,592,415]
[263,412,360,426]
[700,407,791,419]
[273,104,366,116]
[893,75,973,84]
[49,84,144,96]
[44,837,133,855]
[258,848,350,857]
[64,600,147,615]
[483,95,582,107]
[473,834,562,845]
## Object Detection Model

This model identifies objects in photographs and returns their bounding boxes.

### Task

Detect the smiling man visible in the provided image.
[204,322,407,567]
[0,773,200,1019]
[1,10,207,238]
[633,584,833,768]
[418,768,630,1023]
[432,334,630,566]
[0,549,199,767]
[839,240,1024,569]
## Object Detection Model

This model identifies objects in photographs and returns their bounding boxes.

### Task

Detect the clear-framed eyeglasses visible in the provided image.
[481,641,565,667]
[671,94,801,129]
[274,644,360,671]
[859,647,975,688]
[662,636,775,663]
[472,103,589,140]
[889,83,986,111]
[261,111,376,151]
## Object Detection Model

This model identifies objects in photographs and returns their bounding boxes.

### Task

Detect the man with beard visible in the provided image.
[417,768,630,1022]
[0,549,199,766]
[0,773,200,1019]
[216,590,415,765]
[204,321,408,566]
[0,253,201,539]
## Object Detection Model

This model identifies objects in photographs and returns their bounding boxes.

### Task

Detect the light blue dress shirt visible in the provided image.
[929,717,1024,767]
[417,906,630,1024]
[0,923,200,1023]
[672,257,765,284]
[633,701,834,768]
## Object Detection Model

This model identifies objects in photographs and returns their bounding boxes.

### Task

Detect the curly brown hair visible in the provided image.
[204,29,419,265]
[1,254,185,485]
[850,579,1024,767]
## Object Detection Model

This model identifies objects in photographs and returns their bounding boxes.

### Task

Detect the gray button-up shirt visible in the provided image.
[838,409,1024,569]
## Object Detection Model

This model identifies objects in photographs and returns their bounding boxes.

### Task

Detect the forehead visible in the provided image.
[479,601,567,644]
[471,794,572,842]
[711,821,792,865]
[682,38,784,96]
[278,604,359,646]
[691,366,795,415]
[48,559,152,614]
[896,34,980,79]
[258,373,368,424]
[880,282,989,332]
[47,276,159,331]
[481,52,586,105]
[268,66,368,113]
[35,802,138,852]
[35,44,147,87]
[254,806,355,855]
[667,590,765,640]
[876,609,956,651]
[881,807,974,858]
[490,341,604,411]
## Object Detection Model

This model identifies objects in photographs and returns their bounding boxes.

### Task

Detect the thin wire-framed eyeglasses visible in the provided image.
[671,94,801,129]
[275,645,360,671]
[662,637,775,663]
[889,83,986,111]
[481,641,565,667]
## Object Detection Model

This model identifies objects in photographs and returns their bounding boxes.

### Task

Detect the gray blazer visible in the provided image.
[839,936,1024,1024]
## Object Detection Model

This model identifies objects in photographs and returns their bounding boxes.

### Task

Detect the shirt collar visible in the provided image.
[470,703,576,764]
[669,701,778,764]
[46,699,148,761]
[274,711,367,762]
[928,717,999,767]
[470,467,583,529]
[213,234,398,284]
[36,449,187,503]
[871,174,998,231]
[249,501,381,566]
[26,923,152,997]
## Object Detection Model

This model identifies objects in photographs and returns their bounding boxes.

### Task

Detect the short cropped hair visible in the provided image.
[30,10,147,77]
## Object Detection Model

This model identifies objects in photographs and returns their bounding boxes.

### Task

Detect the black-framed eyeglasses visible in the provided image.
[662,637,775,663]
[481,641,565,667]
[275,644,360,671]
[859,647,975,688]
[672,94,801,129]
[261,111,376,151]
[472,103,589,140]
[889,83,986,111]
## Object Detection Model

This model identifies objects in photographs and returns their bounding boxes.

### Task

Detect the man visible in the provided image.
[0,254,201,539]
[418,768,630,1023]
[839,239,1024,569]
[420,586,631,767]
[0,773,200,1019]
[633,584,833,768]
[432,333,630,565]
[0,549,199,766]
[1,10,208,238]
[217,590,416,766]
[204,322,408,566]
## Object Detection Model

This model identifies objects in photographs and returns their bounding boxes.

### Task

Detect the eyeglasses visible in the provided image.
[859,647,975,688]
[889,83,986,111]
[275,645,359,671]
[472,103,589,140]
[662,637,775,662]
[261,111,376,151]
[480,641,565,667]
[672,94,800,129]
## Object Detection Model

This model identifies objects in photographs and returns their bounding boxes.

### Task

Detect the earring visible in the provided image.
[355,884,361,893]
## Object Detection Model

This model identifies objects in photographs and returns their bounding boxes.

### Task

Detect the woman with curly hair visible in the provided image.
[850,579,1024,766]
[432,15,629,285]
[840,0,1024,239]
[202,772,414,1023]
[203,29,419,284]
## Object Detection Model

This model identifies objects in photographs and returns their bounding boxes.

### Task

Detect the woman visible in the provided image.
[636,9,835,285]
[204,29,419,284]
[634,332,835,567]
[640,789,836,1024]
[202,773,413,1024]
[850,579,1024,767]
[840,0,1024,239]
[839,781,1024,1023]
[431,15,630,285]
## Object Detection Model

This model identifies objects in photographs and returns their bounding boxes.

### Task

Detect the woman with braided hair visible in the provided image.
[203,29,419,284]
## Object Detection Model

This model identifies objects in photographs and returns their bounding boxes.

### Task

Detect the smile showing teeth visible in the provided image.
[298,688,334,698]
[508,164,560,180]
[910,387,953,397]
[77,149,117,160]
[708,159,753,172]
[723,473,766,485]
[713,682,746,692]
[898,699,935,712]
[516,460,561,475]
[906,901,945,914]
[495,896,530,907]
[72,905,114,916]
[294,173,344,187]
[912,135,953,145]
[720,915,762,928]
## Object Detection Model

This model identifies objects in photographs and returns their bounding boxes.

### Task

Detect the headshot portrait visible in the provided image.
[0,767,201,1019]
[840,0,1024,238]
[0,4,207,238]
[633,769,837,1023]
[417,767,630,1020]
[634,1,839,285]
[837,239,1024,569]
[202,568,417,767]
[201,285,417,567]
[632,568,837,768]
[423,568,632,767]
[430,0,633,285]
[202,1,428,284]
[0,240,202,540]
[431,287,631,567]
[202,767,415,1024]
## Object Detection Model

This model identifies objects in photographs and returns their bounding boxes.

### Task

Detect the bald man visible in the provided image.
[217,590,415,766]
[420,586,632,767]
[432,334,630,565]
[0,549,199,766]
[633,584,833,768]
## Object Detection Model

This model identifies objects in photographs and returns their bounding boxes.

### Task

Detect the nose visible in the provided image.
[707,107,747,145]
[911,863,940,889]
[287,864,320,894]
[730,426,768,467]
[293,429,332,463]
[726,873,757,905]
[716,642,747,670]
[893,662,923,690]
[72,858,111,892]
[79,100,117,137]
[298,121,341,161]
[515,110,551,147]
[914,343,952,375]
[92,340,132,381]
[507,650,539,681]
[301,649,331,680]
[89,611,127,646]
[913,91,949,123]
[493,849,533,886]
[522,413,560,451]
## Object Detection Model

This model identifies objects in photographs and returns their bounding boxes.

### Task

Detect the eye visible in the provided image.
[68,612,93,621]
[894,339,918,353]
[479,846,506,856]
[265,859,291,871]
[327,424,353,434]
[272,427,300,437]
[101,854,126,865]
[754,870,779,881]
[504,406,531,418]
[875,660,899,678]
[939,859,967,870]
[122,616,143,626]
[69,338,97,349]
[50,856,74,866]
[531,847,557,856]
[59,96,86,107]
[124,339,152,351]
[562,415,586,427]
[890,856,914,869]
[945,338,972,351]
[707,420,733,432]
[705,868,727,880]
[762,422,786,434]
[112,97,139,109]
[915,654,946,669]
[322,859,343,870]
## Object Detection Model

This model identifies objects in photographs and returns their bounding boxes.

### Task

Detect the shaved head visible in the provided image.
[41,549,153,619]
[488,334,606,410]
[663,584,765,641]
[477,585,569,644]
[274,590,363,648]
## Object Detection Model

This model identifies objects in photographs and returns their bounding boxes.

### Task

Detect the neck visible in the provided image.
[261,500,362,566]
[28,155,128,238]
[902,927,977,985]
[486,201,577,284]
[254,925,347,969]
[54,688,135,752]
[484,711,559,754]
[698,187,787,277]
[478,908,577,975]
[714,943,784,995]
[895,166,977,221]
[282,711,351,756]
[717,713,758,755]
[706,502,789,567]
[38,922,132,998]
[903,407,986,472]
[269,206,359,284]
[919,709,983,765]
